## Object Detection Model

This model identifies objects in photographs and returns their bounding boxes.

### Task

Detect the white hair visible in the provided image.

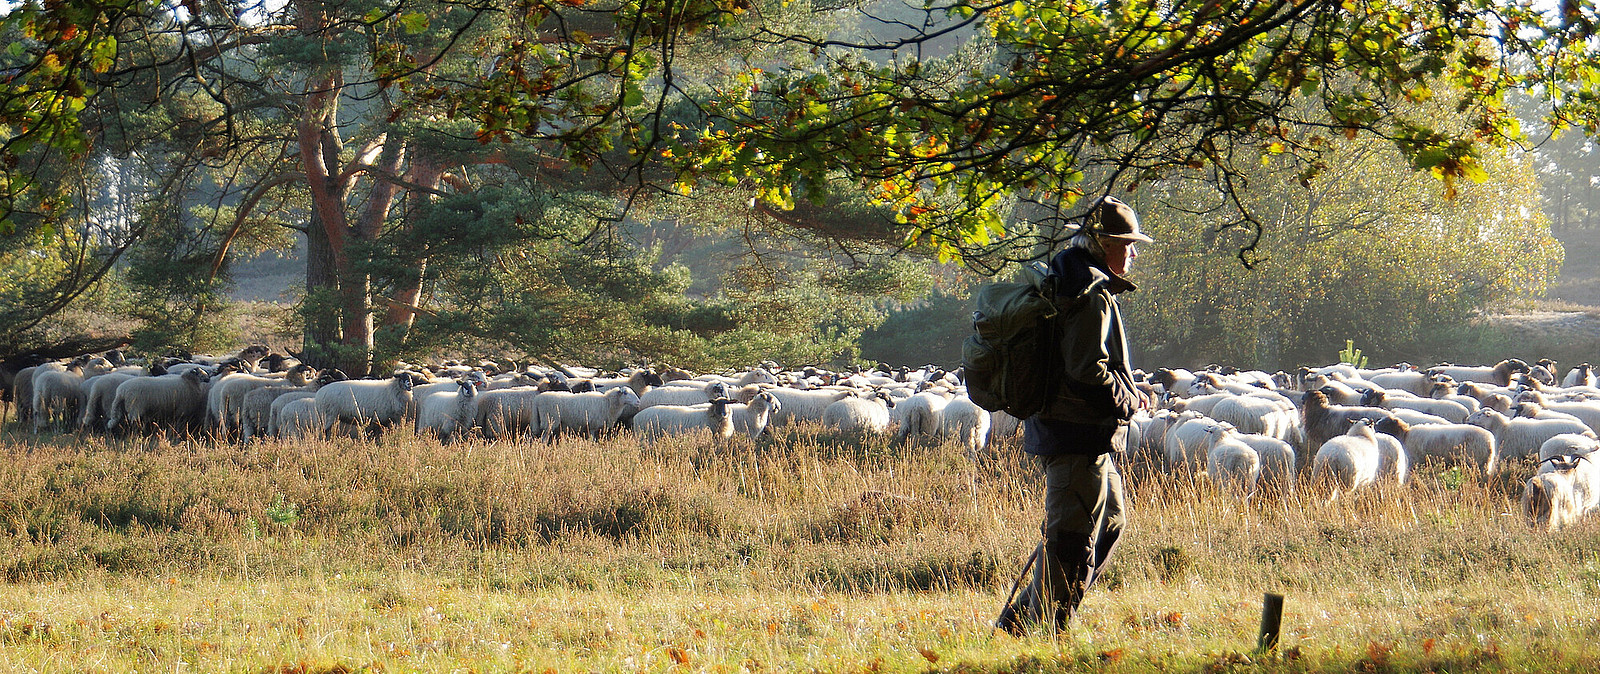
[1065,227,1106,259]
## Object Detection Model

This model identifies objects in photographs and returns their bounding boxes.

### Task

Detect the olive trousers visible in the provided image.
[996,452,1126,634]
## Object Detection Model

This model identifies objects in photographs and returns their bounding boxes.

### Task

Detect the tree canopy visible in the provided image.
[0,0,1594,368]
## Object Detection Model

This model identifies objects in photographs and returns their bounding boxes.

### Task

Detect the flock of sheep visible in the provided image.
[5,348,1600,531]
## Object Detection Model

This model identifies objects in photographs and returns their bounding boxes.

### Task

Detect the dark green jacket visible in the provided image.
[1023,248,1140,456]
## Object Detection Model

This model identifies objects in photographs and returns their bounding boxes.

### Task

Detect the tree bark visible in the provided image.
[382,149,442,336]
[302,207,343,370]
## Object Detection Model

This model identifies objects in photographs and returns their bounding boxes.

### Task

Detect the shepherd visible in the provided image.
[995,195,1153,635]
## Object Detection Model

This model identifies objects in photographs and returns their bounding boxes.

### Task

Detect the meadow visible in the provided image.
[0,421,1596,673]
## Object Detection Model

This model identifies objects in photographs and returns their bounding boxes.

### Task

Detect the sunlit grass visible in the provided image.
[0,420,1597,671]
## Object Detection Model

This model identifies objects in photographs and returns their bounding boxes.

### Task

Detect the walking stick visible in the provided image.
[993,544,1040,633]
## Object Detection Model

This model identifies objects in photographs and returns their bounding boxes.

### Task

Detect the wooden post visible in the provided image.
[1257,593,1284,652]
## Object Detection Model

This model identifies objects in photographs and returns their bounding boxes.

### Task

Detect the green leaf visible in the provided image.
[400,12,429,34]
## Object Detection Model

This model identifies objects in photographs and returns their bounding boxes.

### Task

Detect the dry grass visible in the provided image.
[0,420,1597,672]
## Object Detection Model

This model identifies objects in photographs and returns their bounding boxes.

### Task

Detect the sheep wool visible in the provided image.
[633,399,737,440]
[1203,423,1261,497]
[939,395,991,458]
[532,387,641,440]
[314,374,420,441]
[729,392,782,440]
[821,390,896,435]
[1465,408,1596,461]
[1312,418,1382,498]
[417,379,481,444]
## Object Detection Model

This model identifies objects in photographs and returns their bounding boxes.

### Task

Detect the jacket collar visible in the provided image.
[1051,247,1138,297]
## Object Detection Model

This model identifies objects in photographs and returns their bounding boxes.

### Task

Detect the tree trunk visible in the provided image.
[302,208,343,370]
[381,149,443,337]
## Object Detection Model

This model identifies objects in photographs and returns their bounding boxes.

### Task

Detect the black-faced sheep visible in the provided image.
[1359,389,1469,424]
[531,387,641,440]
[417,378,481,444]
[1373,417,1498,475]
[1562,363,1595,389]
[1300,389,1394,463]
[1537,433,1600,463]
[1312,418,1381,498]
[1523,451,1600,532]
[633,398,737,440]
[314,373,422,442]
[821,389,897,435]
[1465,408,1595,461]
[729,391,782,440]
[108,368,212,436]
[1428,359,1530,387]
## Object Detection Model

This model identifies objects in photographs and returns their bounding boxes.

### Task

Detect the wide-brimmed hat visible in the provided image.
[1086,196,1153,243]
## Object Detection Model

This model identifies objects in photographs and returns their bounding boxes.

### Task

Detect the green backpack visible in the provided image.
[961,261,1061,419]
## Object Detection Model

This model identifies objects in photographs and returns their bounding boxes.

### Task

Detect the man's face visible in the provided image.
[1100,238,1137,276]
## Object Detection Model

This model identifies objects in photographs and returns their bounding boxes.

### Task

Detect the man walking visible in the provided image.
[995,195,1152,635]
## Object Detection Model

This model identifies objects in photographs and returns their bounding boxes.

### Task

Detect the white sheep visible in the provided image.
[892,388,952,441]
[1367,370,1432,396]
[1237,433,1296,495]
[417,378,481,444]
[1515,391,1600,432]
[208,369,295,439]
[1537,433,1600,463]
[274,397,324,440]
[1561,363,1595,389]
[1465,408,1596,461]
[108,369,212,436]
[1210,393,1299,444]
[79,370,142,431]
[1360,389,1469,423]
[11,362,63,425]
[638,380,732,409]
[1388,408,1453,426]
[1168,392,1232,417]
[1203,423,1261,497]
[314,374,422,441]
[729,391,782,440]
[821,390,896,435]
[236,366,328,442]
[1312,418,1381,498]
[763,387,854,427]
[1523,451,1600,531]
[31,356,113,433]
[1164,411,1215,473]
[989,410,1024,445]
[1128,410,1180,471]
[474,387,543,441]
[1373,417,1497,475]
[633,398,736,440]
[531,387,641,440]
[1374,431,1408,485]
[939,394,992,458]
